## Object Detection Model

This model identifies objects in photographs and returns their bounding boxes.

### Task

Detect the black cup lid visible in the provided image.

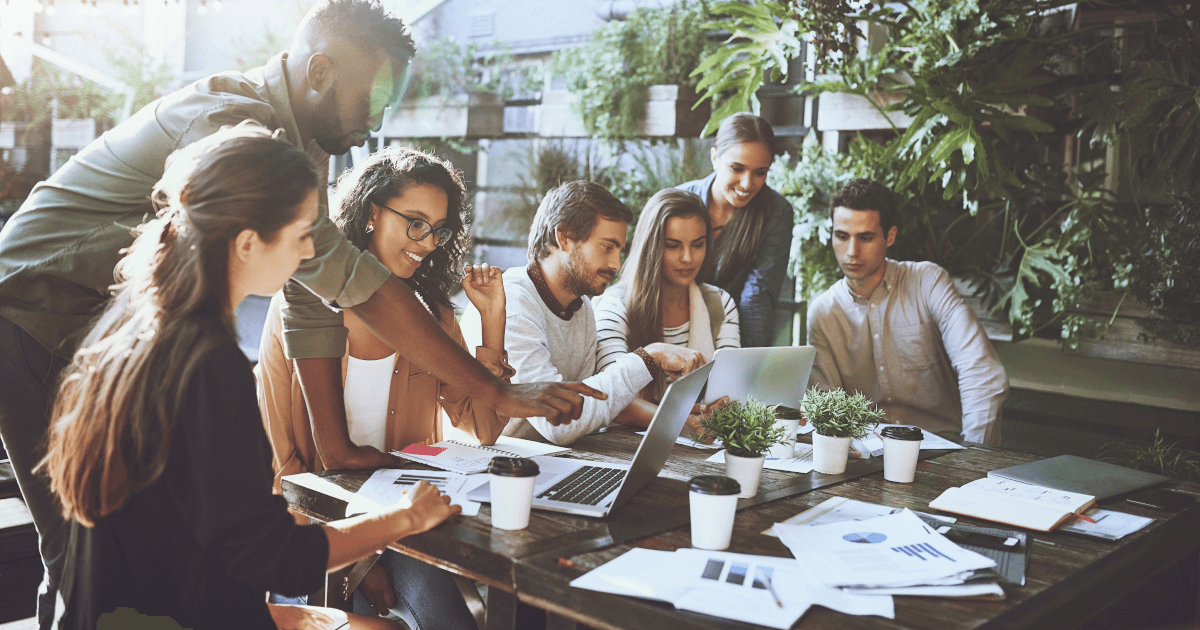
[689,475,741,496]
[880,426,924,441]
[488,457,540,477]
[774,405,802,420]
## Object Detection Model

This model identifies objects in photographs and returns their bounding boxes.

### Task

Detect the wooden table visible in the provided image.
[282,428,1200,630]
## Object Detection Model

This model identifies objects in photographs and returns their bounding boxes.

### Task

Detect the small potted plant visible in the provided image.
[701,398,789,498]
[803,387,885,474]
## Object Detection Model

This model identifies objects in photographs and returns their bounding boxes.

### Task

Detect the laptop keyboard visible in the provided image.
[538,466,626,506]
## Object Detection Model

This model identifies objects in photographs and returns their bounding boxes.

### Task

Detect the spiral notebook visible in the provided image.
[392,436,570,474]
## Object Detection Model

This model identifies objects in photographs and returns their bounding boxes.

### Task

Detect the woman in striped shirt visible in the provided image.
[594,189,740,403]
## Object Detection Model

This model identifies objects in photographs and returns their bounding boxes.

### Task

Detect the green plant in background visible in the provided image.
[609,139,712,226]
[1098,430,1200,482]
[551,0,716,144]
[691,0,802,137]
[695,0,1200,350]
[803,387,884,439]
[490,140,613,239]
[699,398,789,458]
[405,38,539,104]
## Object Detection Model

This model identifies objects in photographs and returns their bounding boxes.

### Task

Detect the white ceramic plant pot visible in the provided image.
[724,453,766,498]
[812,432,851,474]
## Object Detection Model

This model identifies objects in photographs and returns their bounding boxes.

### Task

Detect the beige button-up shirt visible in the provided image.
[806,260,1008,445]
[0,52,388,358]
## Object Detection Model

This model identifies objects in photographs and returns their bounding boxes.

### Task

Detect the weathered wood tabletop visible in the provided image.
[282,429,1200,630]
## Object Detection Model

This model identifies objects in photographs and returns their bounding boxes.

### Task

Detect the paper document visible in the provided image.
[705,445,815,473]
[346,469,481,517]
[775,510,996,589]
[764,496,954,536]
[850,425,965,458]
[929,477,1096,532]
[1058,508,1154,540]
[637,431,723,450]
[570,548,893,628]
[392,437,569,474]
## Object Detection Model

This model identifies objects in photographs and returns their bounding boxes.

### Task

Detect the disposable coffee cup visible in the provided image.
[881,426,923,483]
[689,475,741,550]
[488,457,540,530]
[768,418,801,459]
[769,407,803,459]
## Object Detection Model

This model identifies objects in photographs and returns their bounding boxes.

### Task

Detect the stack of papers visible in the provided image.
[774,510,1002,598]
[570,548,893,628]
[346,469,484,517]
[1058,508,1154,540]
[705,444,816,473]
[850,426,965,458]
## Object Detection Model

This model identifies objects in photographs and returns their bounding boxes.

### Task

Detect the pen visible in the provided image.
[758,568,783,608]
[1074,513,1097,524]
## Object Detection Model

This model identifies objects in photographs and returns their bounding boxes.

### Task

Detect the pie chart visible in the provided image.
[843,532,888,544]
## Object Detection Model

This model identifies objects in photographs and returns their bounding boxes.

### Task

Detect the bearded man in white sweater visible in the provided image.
[464,181,706,445]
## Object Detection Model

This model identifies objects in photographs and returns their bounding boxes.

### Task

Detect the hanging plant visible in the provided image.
[550,0,716,144]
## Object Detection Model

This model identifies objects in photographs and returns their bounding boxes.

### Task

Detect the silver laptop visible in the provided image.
[467,361,714,518]
[704,346,817,409]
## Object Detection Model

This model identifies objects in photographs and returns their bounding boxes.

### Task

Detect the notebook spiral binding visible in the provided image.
[444,440,521,459]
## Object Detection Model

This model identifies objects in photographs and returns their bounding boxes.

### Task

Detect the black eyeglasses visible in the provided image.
[376,203,454,247]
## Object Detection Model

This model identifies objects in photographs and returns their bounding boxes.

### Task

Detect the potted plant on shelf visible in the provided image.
[701,399,789,498]
[804,387,885,474]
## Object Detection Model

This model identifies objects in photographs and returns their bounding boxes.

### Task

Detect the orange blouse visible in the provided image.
[256,294,513,492]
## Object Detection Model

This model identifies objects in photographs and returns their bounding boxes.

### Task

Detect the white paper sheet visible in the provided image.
[569,548,893,629]
[1057,508,1154,540]
[844,582,1005,598]
[705,444,815,473]
[775,510,996,589]
[764,497,956,535]
[346,469,481,517]
[850,426,966,458]
[637,431,724,450]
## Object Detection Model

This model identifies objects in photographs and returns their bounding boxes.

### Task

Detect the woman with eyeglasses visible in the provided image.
[257,146,510,628]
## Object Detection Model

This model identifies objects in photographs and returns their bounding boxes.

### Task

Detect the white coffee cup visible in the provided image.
[881,426,924,483]
[689,475,741,550]
[488,457,540,530]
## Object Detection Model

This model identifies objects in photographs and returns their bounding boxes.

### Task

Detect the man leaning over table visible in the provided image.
[805,179,1008,446]
[0,1,597,626]
[462,181,706,446]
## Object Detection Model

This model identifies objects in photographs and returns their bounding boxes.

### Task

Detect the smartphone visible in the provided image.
[1125,488,1195,511]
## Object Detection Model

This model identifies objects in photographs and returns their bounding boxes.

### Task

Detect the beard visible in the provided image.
[310,82,358,156]
[564,247,614,297]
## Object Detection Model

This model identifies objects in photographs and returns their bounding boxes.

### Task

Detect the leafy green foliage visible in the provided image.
[700,398,789,458]
[803,387,884,439]
[609,139,712,230]
[767,134,847,301]
[405,39,537,103]
[697,0,1199,349]
[691,1,802,137]
[551,1,716,144]
[1099,430,1200,482]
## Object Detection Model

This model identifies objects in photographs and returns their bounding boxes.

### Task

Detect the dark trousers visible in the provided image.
[0,315,69,629]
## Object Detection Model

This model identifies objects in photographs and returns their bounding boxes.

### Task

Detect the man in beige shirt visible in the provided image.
[806,179,1008,446]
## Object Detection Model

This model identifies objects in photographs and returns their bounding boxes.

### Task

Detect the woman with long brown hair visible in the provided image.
[676,112,794,348]
[257,145,510,628]
[41,125,455,629]
[594,189,739,408]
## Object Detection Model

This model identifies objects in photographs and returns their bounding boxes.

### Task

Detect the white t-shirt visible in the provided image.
[344,353,396,452]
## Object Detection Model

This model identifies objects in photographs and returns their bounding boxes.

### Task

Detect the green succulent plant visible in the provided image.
[804,387,885,439]
[700,398,789,458]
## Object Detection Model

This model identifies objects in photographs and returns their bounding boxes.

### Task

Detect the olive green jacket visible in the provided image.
[0,52,388,359]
